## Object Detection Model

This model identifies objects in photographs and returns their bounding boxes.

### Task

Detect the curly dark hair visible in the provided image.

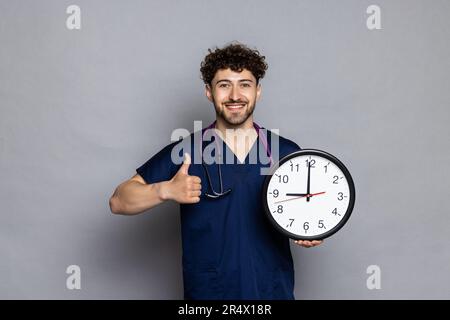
[200,42,268,85]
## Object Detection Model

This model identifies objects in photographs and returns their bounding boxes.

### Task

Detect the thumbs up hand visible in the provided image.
[165,153,202,204]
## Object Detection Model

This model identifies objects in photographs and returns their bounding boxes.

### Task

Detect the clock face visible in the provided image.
[262,149,355,240]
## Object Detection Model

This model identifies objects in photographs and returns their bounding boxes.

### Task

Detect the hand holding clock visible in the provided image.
[294,239,323,248]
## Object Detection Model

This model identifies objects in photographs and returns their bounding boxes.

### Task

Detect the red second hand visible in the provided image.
[274,191,326,204]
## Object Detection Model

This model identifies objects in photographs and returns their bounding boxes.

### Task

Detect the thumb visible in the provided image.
[178,153,191,175]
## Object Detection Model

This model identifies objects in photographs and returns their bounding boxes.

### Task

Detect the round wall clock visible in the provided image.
[262,149,355,240]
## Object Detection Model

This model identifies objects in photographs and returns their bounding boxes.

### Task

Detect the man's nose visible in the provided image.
[229,85,241,101]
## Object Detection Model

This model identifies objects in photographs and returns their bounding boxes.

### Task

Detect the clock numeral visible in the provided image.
[333,176,343,184]
[290,162,300,172]
[270,189,279,198]
[277,175,289,183]
[324,162,330,173]
[286,219,295,228]
[318,220,326,229]
[303,221,309,233]
[332,208,341,216]
[305,159,316,168]
[277,205,283,214]
[337,192,344,200]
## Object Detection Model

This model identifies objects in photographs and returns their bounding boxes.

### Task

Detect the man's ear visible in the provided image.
[256,83,262,101]
[205,84,213,102]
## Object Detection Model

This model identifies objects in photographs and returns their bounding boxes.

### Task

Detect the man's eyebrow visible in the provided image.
[215,79,254,84]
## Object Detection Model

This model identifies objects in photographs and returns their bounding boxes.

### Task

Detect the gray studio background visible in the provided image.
[1,0,449,299]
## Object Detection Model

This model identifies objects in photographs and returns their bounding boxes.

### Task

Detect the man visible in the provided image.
[109,42,322,300]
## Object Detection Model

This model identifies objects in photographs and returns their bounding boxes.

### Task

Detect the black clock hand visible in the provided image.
[286,193,308,196]
[307,160,311,202]
[274,192,326,204]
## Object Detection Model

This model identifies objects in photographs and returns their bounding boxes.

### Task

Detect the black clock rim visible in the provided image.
[261,149,356,241]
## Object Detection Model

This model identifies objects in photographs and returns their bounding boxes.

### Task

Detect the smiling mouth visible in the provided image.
[225,103,246,110]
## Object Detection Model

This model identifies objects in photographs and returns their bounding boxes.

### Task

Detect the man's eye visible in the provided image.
[219,84,229,88]
[242,83,251,87]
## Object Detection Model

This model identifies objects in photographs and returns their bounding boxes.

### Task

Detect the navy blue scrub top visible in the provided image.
[136,125,301,300]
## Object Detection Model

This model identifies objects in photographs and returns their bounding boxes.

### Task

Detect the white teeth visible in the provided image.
[226,104,245,109]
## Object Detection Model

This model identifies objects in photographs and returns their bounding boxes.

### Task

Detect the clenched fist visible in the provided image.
[164,153,202,204]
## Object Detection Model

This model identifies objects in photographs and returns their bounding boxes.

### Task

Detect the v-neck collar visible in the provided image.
[220,132,259,165]
[202,121,270,166]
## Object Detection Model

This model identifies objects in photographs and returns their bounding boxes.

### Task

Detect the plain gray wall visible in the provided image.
[1,0,449,299]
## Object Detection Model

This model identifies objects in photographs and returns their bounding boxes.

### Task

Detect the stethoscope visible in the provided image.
[200,121,273,199]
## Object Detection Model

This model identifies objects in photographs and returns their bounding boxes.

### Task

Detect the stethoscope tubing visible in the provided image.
[199,121,273,199]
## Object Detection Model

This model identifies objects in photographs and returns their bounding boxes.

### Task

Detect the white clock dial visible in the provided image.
[262,150,355,240]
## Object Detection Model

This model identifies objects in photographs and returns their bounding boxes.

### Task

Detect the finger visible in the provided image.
[311,240,323,246]
[189,190,201,197]
[188,176,201,185]
[178,153,191,175]
[187,180,201,190]
[301,241,313,248]
[192,176,201,184]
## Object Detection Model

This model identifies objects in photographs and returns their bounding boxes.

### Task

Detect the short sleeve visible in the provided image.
[136,141,180,185]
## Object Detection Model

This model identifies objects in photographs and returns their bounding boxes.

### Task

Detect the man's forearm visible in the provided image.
[109,180,170,215]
